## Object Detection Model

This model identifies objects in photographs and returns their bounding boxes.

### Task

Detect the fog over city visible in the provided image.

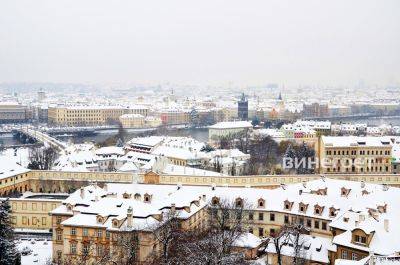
[0,0,399,87]
[2,2,400,265]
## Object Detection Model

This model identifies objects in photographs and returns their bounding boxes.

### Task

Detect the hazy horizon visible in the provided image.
[0,0,399,87]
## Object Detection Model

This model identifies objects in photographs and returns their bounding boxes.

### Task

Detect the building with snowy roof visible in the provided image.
[49,178,400,264]
[208,121,252,141]
[318,136,393,174]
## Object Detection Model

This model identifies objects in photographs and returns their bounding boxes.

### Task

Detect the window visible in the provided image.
[314,220,320,229]
[306,219,311,227]
[258,227,264,237]
[249,227,253,234]
[56,216,62,224]
[352,253,358,260]
[56,230,62,241]
[42,203,47,211]
[32,217,38,225]
[83,244,90,255]
[71,228,76,236]
[83,228,88,236]
[32,203,37,210]
[354,234,367,245]
[98,229,103,238]
[270,213,275,222]
[106,231,110,238]
[270,229,275,236]
[284,215,289,224]
[42,217,47,226]
[97,245,103,256]
[248,212,254,220]
[341,250,347,259]
[70,243,77,254]
[258,213,264,221]
[22,216,27,225]
[322,222,327,230]
[22,203,27,210]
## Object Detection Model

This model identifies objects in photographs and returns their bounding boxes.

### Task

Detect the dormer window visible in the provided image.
[112,219,119,228]
[314,205,324,216]
[284,200,293,211]
[258,198,265,208]
[66,204,73,211]
[341,187,351,197]
[97,216,104,224]
[377,204,387,213]
[144,193,152,203]
[329,207,338,217]
[123,192,131,199]
[134,193,141,200]
[235,198,243,208]
[211,196,219,206]
[299,202,308,213]
[353,233,367,245]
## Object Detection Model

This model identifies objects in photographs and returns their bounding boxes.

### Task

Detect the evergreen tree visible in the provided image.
[0,199,20,265]
[283,144,296,171]
[116,138,124,147]
[295,142,315,174]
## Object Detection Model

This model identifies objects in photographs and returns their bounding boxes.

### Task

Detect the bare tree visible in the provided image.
[146,198,251,265]
[172,198,250,265]
[149,208,181,265]
[27,146,58,170]
[260,224,306,265]
[109,231,140,265]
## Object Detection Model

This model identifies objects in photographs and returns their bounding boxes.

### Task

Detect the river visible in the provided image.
[2,116,400,147]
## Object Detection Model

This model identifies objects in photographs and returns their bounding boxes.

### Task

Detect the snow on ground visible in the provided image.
[16,238,52,265]
[0,147,30,168]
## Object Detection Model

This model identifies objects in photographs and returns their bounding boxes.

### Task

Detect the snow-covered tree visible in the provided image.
[0,199,20,265]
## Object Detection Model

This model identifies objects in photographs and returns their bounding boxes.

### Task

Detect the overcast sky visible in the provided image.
[0,0,399,87]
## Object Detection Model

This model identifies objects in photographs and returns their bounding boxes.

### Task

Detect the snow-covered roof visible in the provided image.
[322,136,393,148]
[0,149,30,180]
[95,146,125,156]
[262,234,333,264]
[233,232,263,248]
[209,121,252,129]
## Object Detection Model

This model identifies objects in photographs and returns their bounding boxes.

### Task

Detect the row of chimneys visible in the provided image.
[355,214,389,232]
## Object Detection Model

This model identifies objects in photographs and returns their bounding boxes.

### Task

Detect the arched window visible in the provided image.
[235,198,243,208]
[258,198,265,208]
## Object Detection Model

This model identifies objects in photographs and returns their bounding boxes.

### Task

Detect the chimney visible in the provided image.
[202,194,206,202]
[103,183,108,191]
[299,189,303,195]
[80,187,84,199]
[384,219,389,232]
[361,181,365,188]
[382,184,389,191]
[355,220,359,227]
[171,203,176,214]
[359,214,365,222]
[302,181,307,188]
[127,206,133,228]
